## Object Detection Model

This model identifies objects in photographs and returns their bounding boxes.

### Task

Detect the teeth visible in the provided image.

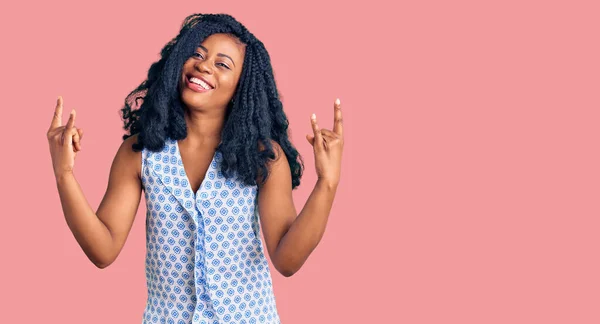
[190,77,211,90]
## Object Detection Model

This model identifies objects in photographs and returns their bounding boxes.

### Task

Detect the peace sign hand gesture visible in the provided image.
[306,98,344,188]
[47,96,84,179]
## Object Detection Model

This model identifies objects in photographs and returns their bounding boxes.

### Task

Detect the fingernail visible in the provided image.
[311,113,316,120]
[335,98,340,105]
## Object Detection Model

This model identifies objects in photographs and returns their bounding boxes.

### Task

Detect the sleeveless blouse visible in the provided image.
[140,138,281,324]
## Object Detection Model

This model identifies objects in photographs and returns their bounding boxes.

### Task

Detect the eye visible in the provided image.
[192,52,204,59]
[217,62,231,70]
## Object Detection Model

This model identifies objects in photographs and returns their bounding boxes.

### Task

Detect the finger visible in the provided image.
[332,98,343,137]
[73,128,82,152]
[311,113,324,151]
[320,128,338,139]
[306,134,315,146]
[320,132,337,150]
[63,111,75,146]
[50,96,63,129]
[62,127,78,150]
[66,109,76,129]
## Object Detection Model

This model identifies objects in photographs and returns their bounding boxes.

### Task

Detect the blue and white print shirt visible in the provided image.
[140,138,280,324]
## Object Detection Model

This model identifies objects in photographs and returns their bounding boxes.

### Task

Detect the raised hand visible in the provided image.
[47,96,84,178]
[305,98,344,187]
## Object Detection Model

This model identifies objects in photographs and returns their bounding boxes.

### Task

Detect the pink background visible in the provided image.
[1,0,599,323]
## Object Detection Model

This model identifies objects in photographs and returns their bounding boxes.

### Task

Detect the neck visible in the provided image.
[182,108,224,146]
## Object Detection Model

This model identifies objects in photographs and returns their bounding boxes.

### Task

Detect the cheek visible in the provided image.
[219,76,238,94]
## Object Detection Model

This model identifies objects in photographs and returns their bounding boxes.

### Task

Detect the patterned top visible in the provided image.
[140,138,280,324]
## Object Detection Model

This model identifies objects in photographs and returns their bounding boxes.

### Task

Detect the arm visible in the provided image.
[258,98,344,277]
[257,145,337,277]
[56,134,142,269]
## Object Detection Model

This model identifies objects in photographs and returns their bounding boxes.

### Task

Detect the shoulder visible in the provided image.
[258,139,285,163]
[256,139,290,187]
[116,133,142,180]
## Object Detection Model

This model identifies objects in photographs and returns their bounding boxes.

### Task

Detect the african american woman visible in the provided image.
[47,13,344,324]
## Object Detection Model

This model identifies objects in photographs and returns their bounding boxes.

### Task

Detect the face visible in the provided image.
[179,33,246,112]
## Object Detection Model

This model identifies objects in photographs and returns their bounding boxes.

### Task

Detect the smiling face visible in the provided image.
[179,33,246,112]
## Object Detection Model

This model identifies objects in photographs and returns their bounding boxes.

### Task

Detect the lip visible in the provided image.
[185,76,212,93]
[187,74,214,89]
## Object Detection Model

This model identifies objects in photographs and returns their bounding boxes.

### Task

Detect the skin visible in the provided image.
[48,33,344,277]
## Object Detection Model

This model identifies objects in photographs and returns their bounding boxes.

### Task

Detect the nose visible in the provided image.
[195,59,213,74]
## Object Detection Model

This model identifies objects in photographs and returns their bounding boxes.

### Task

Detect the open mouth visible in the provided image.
[185,75,214,92]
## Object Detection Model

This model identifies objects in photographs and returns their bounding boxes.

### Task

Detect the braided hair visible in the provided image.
[120,13,303,189]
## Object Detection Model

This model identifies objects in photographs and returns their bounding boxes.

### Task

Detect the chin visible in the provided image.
[180,91,207,108]
[183,100,211,111]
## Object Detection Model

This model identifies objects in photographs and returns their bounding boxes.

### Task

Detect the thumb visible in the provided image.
[306,134,314,146]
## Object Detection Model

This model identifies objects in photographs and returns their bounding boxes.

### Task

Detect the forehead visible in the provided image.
[199,33,246,58]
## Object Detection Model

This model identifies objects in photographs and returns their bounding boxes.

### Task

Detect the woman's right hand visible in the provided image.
[47,96,84,179]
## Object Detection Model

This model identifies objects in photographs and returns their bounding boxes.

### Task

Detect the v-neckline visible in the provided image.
[174,139,218,200]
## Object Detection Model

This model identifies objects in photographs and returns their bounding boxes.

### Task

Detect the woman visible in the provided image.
[47,13,343,324]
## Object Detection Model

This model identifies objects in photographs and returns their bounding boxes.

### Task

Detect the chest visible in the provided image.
[142,139,259,218]
[178,148,214,194]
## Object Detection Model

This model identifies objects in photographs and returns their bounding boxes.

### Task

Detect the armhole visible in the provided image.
[140,145,146,192]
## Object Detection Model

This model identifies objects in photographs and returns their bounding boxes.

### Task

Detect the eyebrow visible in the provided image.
[198,45,236,67]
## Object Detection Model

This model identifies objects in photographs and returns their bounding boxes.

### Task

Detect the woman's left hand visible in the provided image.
[306,98,344,188]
